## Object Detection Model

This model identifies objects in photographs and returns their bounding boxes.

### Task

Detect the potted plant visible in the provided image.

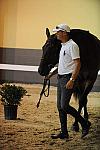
[0,83,27,120]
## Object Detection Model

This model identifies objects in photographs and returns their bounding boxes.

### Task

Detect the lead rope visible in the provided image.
[37,78,50,108]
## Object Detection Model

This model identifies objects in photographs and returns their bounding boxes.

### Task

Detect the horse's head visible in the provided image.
[38,28,61,76]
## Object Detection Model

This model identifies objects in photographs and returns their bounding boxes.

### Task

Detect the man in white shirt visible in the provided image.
[46,24,90,139]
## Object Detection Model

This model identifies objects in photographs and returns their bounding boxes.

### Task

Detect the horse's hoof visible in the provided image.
[71,123,79,132]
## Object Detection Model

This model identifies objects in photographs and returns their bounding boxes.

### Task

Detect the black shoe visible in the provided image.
[51,132,69,139]
[81,122,91,138]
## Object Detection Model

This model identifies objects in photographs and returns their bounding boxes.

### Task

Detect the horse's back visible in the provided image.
[70,29,100,70]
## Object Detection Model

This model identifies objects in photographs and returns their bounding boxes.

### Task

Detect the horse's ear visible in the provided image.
[46,28,50,38]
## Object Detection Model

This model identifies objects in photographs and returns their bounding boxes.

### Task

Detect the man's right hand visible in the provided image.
[45,73,52,80]
[45,67,58,80]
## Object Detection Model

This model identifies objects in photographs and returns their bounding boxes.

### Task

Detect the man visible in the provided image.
[46,23,90,139]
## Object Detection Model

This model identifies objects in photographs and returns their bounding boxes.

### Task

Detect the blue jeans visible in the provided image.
[57,74,87,134]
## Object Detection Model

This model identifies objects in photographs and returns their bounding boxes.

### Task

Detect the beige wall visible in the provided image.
[0,0,17,48]
[0,0,100,49]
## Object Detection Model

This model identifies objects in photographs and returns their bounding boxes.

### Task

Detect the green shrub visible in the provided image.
[0,84,27,105]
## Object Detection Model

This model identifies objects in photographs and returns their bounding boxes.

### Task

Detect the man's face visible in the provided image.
[56,30,64,41]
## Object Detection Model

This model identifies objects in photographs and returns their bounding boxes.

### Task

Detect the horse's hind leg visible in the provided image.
[84,103,91,127]
[84,102,88,121]
[72,71,98,132]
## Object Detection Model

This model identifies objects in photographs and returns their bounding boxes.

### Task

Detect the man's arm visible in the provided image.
[71,58,81,81]
[66,58,81,89]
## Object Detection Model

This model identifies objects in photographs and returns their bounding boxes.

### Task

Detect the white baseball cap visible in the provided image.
[53,24,70,33]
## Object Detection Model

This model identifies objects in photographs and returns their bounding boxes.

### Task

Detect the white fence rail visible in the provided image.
[0,64,100,75]
[0,64,57,73]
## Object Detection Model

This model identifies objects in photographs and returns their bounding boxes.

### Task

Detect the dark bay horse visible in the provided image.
[38,28,100,131]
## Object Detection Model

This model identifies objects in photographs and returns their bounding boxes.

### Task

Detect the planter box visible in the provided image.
[4,105,18,120]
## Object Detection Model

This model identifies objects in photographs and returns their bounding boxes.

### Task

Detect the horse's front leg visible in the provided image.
[72,95,91,132]
[72,93,88,132]
[72,99,82,132]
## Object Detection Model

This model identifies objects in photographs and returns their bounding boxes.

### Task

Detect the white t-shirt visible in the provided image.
[58,39,80,75]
